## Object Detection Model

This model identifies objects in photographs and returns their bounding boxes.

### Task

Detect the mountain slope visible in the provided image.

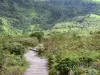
[0,0,100,35]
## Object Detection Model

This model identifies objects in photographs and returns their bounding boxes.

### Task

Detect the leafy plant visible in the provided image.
[3,42,25,57]
[30,31,44,42]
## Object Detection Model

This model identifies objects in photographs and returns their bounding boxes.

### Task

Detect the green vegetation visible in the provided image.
[40,31,100,75]
[0,0,100,75]
[83,0,100,3]
[30,31,44,42]
[0,0,100,34]
[52,14,100,36]
[0,36,38,75]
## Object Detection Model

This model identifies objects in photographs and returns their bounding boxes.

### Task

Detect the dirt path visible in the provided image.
[23,50,48,75]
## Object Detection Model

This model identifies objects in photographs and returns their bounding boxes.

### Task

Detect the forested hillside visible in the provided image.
[0,0,100,35]
[0,0,100,75]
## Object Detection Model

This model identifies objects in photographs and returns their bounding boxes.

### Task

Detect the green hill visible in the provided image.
[52,14,100,36]
[0,1,100,75]
[0,0,100,35]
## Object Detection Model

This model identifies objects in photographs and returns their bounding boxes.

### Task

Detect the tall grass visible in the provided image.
[0,36,38,75]
[41,31,100,75]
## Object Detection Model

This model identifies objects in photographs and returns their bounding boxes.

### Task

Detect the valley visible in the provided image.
[0,0,100,75]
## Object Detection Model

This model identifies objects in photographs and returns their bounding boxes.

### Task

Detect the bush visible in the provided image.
[18,37,38,47]
[3,42,25,57]
[79,57,94,66]
[30,31,44,42]
[0,37,28,75]
[56,58,76,75]
[5,36,38,47]
[0,44,6,67]
[74,67,99,75]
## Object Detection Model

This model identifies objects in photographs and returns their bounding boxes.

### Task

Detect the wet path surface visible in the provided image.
[23,50,48,75]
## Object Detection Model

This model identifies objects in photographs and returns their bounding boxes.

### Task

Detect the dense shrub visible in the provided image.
[42,32,100,75]
[0,44,6,68]
[30,31,44,42]
[79,57,94,66]
[0,37,29,75]
[3,42,25,57]
[6,36,38,47]
[56,58,76,75]
[18,37,38,47]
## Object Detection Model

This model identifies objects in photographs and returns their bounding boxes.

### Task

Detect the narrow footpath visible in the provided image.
[23,50,48,75]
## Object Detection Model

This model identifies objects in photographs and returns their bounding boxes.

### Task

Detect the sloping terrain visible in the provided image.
[0,0,100,35]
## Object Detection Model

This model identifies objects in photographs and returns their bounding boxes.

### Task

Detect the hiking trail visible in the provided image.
[23,49,48,75]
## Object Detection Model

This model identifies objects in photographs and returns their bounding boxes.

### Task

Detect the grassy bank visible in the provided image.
[40,31,100,75]
[0,36,38,75]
